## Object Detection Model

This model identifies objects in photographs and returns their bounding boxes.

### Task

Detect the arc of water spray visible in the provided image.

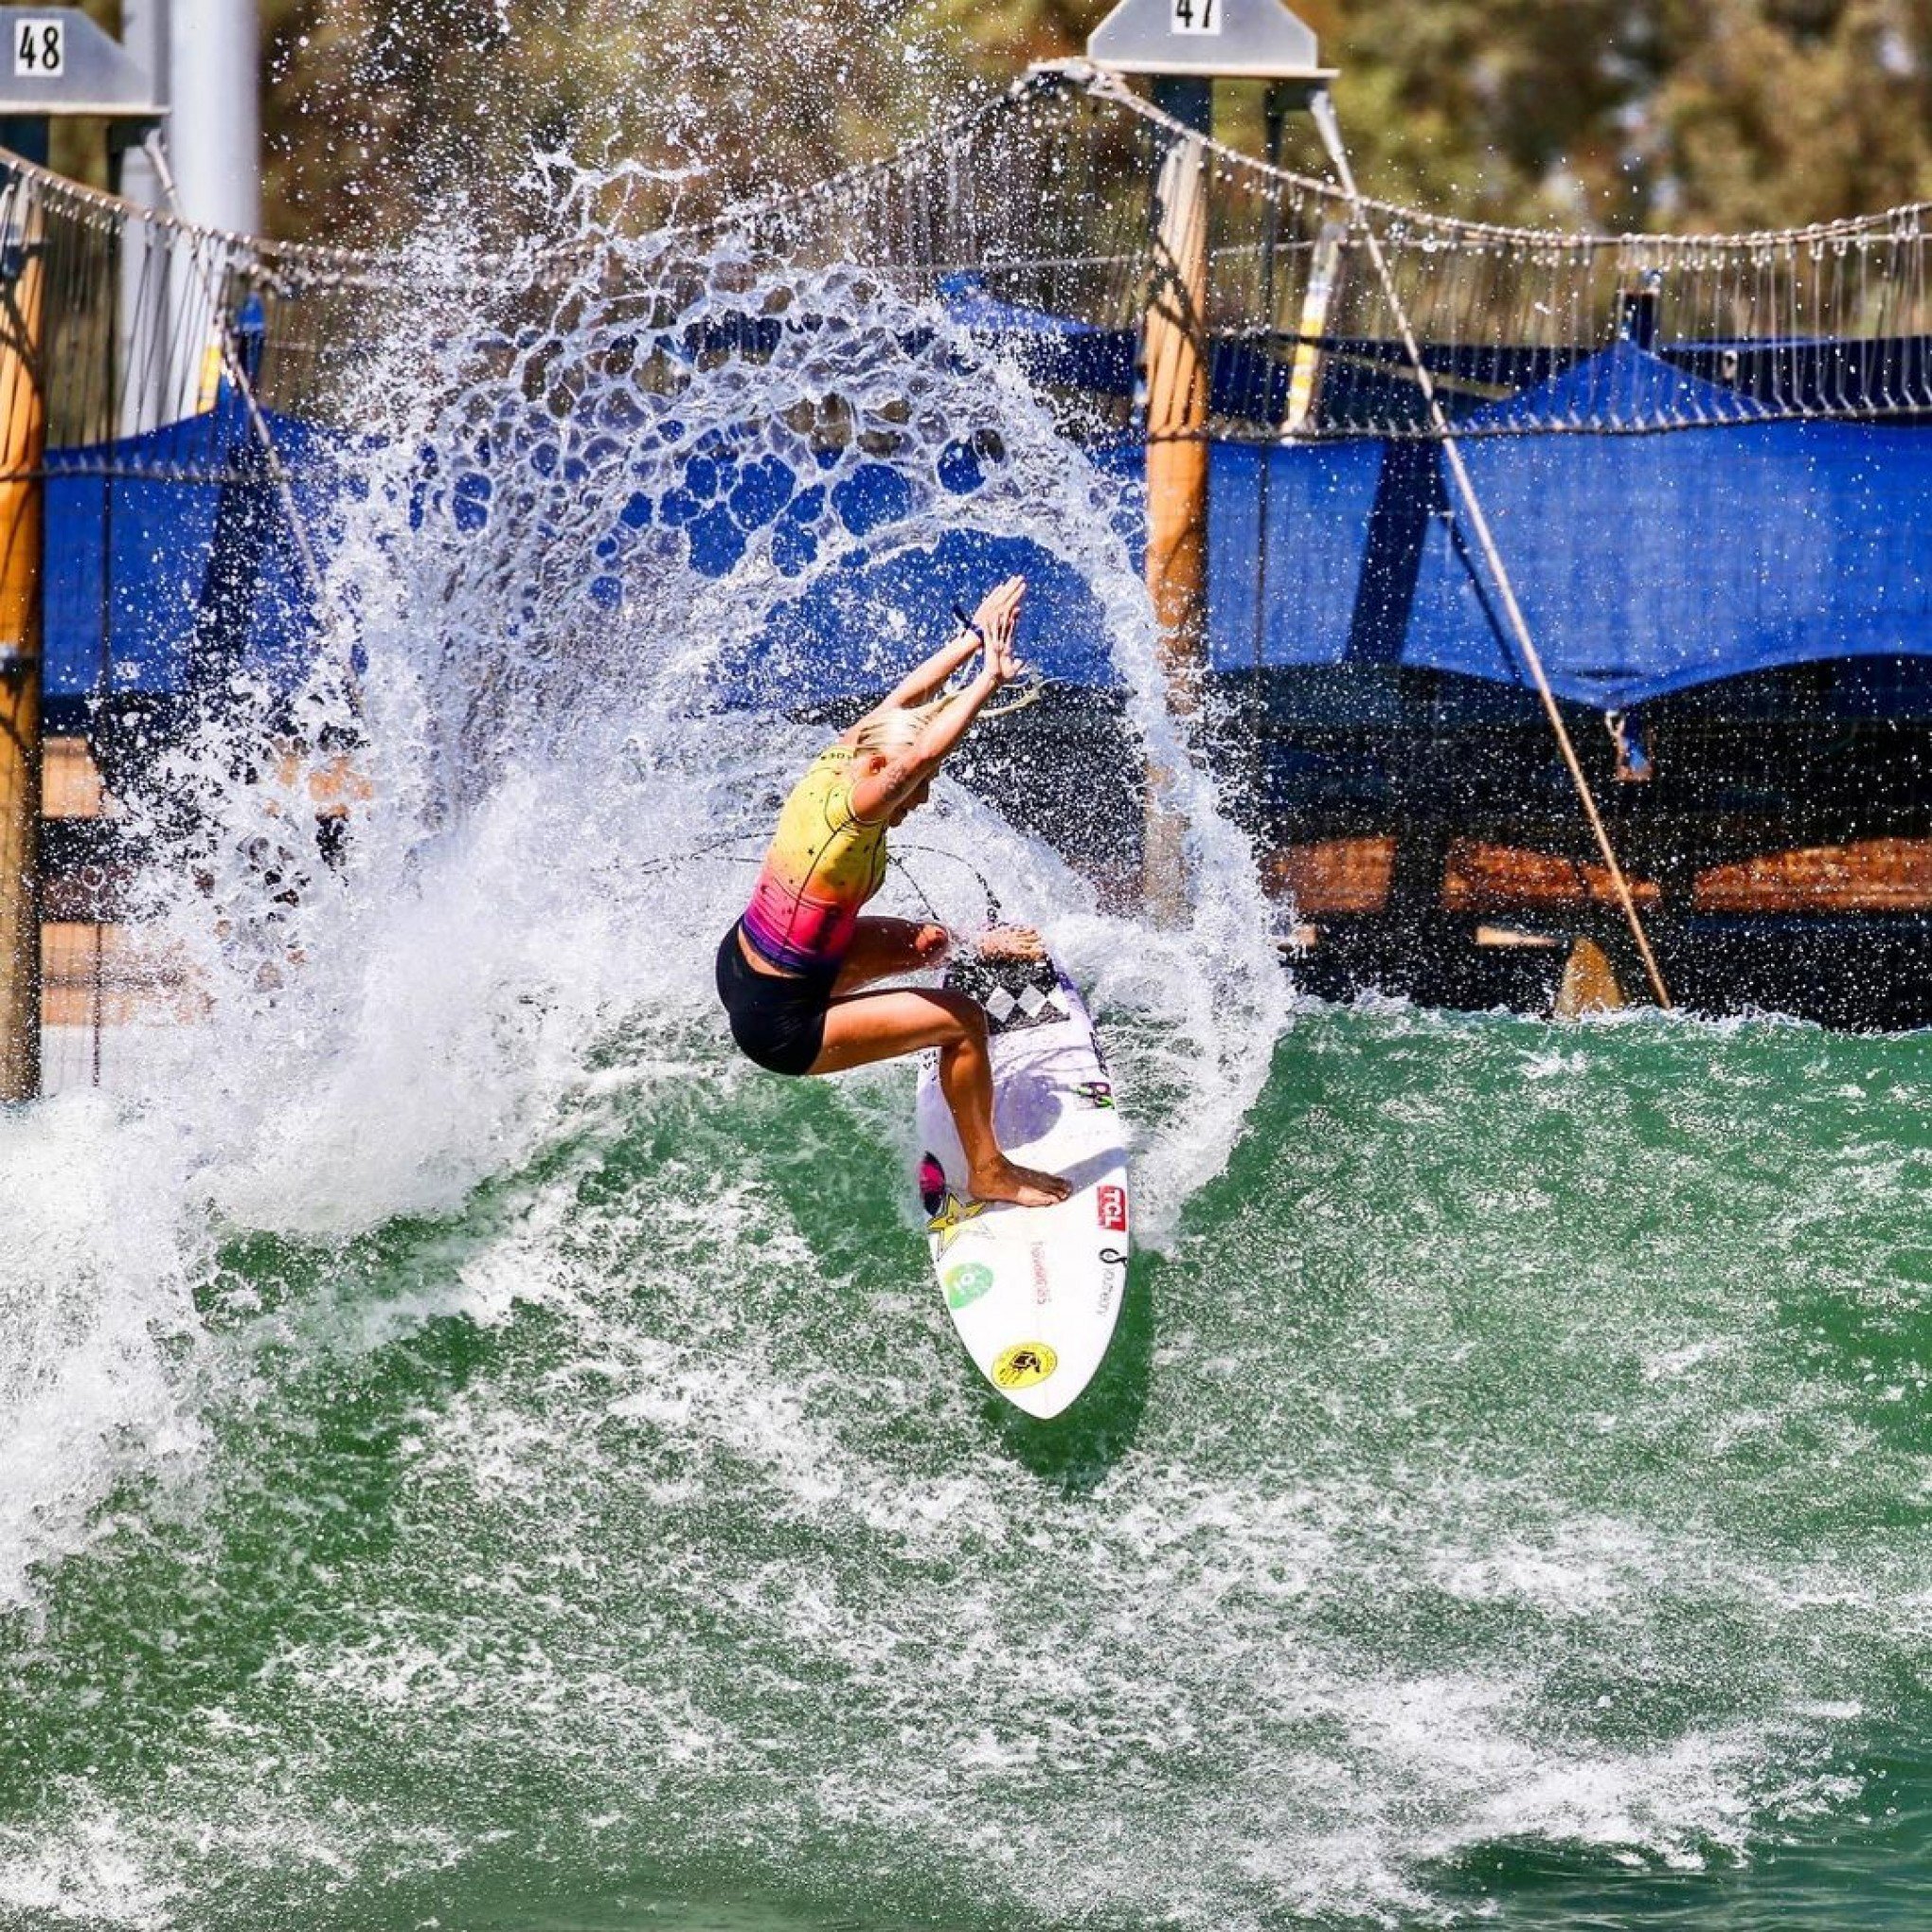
[1306,93,1673,1011]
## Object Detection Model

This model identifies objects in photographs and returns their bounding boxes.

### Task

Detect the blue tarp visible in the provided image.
[41,341,1932,715]
[1462,337,1770,431]
[45,393,343,703]
[1405,418,1932,705]
[1209,343,1932,707]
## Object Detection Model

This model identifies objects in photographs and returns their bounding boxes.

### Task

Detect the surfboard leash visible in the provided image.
[889,843,1003,928]
[632,830,765,879]
[639,831,1005,948]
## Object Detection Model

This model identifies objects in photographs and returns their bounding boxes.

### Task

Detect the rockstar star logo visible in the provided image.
[926,1191,988,1255]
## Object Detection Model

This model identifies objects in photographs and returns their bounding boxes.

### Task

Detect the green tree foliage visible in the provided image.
[251,0,1932,243]
[1187,0,1932,230]
[257,0,985,243]
[1645,0,1932,229]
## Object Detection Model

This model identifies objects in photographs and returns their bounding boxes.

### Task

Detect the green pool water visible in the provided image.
[7,997,1930,1930]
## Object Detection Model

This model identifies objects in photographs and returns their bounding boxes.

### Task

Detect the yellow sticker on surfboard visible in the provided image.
[993,1341,1058,1390]
[926,1192,986,1255]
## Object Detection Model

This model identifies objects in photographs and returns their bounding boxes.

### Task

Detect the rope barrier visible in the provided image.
[0,141,398,285]
[1306,90,1673,1011]
[1039,61,1932,254]
[8,69,1931,451]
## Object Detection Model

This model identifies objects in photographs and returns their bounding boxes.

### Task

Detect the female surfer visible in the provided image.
[716,573,1070,1208]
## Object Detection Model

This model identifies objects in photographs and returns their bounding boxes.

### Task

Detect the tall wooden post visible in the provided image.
[1084,0,1338,913]
[1145,76,1211,692]
[1141,76,1211,913]
[0,184,45,1101]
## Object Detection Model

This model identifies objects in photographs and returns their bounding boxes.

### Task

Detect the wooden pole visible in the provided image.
[0,184,45,1100]
[1142,77,1211,914]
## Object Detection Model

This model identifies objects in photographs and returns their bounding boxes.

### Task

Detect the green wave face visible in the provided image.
[8,1002,1932,1932]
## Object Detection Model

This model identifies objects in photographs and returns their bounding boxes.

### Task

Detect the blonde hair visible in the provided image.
[850,693,953,760]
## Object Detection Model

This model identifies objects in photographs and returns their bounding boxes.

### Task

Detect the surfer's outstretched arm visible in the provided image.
[849,591,1026,824]
[855,575,1025,722]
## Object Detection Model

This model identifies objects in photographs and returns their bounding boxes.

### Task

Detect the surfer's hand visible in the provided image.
[975,925,1045,962]
[970,574,1025,639]
[973,577,1024,685]
[975,626,1020,690]
[912,922,951,966]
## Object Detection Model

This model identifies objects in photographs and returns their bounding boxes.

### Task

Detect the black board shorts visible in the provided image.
[715,923,838,1077]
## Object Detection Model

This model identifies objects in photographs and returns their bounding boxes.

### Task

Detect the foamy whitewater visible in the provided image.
[5,167,1931,1932]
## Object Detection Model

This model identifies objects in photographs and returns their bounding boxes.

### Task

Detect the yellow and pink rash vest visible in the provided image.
[741,745,888,975]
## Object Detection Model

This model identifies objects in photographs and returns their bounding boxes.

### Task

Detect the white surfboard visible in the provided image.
[915,949,1130,1419]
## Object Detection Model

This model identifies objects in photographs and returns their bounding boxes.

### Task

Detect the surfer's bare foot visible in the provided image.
[975,925,1046,962]
[970,1158,1070,1207]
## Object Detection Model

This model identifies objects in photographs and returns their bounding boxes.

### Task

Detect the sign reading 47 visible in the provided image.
[1171,0,1221,33]
[12,17,63,77]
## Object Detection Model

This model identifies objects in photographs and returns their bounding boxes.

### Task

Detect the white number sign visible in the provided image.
[13,18,63,77]
[1171,0,1221,34]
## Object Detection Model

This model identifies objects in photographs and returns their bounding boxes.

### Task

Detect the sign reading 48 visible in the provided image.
[13,18,63,77]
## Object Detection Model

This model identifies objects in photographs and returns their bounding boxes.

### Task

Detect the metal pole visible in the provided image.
[116,0,171,433]
[166,0,258,235]
[1307,90,1674,1011]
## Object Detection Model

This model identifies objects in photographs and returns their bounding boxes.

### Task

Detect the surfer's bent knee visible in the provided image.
[928,988,986,1046]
